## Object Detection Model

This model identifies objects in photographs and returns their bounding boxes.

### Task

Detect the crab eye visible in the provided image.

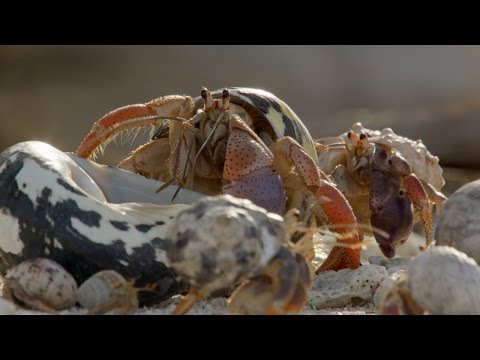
[222,89,229,98]
[201,89,208,99]
[359,133,367,140]
[347,131,353,139]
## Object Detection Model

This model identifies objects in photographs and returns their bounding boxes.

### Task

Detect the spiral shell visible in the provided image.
[76,270,138,315]
[166,194,286,296]
[4,258,77,311]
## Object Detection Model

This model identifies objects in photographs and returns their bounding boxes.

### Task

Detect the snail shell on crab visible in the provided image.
[76,270,137,314]
[166,194,286,296]
[4,258,77,311]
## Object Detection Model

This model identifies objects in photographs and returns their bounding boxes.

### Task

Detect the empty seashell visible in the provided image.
[3,258,77,312]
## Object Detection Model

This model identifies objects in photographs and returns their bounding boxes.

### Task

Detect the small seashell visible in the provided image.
[4,258,77,312]
[435,179,480,263]
[408,246,480,314]
[76,270,139,315]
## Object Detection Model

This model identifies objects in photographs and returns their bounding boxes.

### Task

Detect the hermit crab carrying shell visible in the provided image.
[165,195,313,315]
[316,122,447,258]
[76,87,364,272]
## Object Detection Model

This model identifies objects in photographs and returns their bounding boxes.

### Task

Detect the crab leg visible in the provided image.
[223,116,361,272]
[270,137,362,272]
[390,154,433,251]
[76,95,196,159]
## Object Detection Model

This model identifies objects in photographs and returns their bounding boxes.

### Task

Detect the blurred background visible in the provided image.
[2,45,480,195]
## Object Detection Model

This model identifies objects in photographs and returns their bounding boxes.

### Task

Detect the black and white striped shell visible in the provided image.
[0,141,203,305]
[166,194,286,296]
[76,270,136,314]
[197,88,317,160]
[4,258,77,311]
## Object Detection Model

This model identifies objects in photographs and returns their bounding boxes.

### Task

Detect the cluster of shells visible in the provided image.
[0,258,147,315]
[3,123,480,315]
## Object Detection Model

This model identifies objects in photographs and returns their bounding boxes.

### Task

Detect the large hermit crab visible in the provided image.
[76,87,363,272]
[316,122,447,258]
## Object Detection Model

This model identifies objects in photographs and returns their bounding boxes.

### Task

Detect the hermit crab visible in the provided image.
[76,87,363,272]
[165,195,313,315]
[316,123,447,258]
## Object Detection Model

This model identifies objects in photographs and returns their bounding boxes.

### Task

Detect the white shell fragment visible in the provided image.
[373,269,408,309]
[435,179,480,263]
[308,264,388,309]
[166,194,286,296]
[4,258,78,311]
[408,246,480,315]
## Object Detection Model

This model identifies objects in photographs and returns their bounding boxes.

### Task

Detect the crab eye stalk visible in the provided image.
[221,89,230,109]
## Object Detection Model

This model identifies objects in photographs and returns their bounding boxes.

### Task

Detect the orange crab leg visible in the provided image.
[270,137,362,272]
[224,117,361,272]
[76,95,195,159]
[403,174,433,250]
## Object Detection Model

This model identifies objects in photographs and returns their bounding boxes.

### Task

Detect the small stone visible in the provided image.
[309,264,388,309]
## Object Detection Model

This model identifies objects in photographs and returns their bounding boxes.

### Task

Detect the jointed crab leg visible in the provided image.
[76,96,195,159]
[223,117,362,272]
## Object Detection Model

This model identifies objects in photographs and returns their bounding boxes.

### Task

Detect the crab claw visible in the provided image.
[370,150,434,258]
[227,247,311,315]
[76,95,196,159]
[370,170,414,258]
[223,115,286,214]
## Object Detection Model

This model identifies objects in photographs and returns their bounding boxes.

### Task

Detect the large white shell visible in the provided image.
[435,179,480,263]
[408,246,480,314]
[5,258,77,311]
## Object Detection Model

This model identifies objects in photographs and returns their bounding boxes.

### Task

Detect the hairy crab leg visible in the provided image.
[76,95,195,159]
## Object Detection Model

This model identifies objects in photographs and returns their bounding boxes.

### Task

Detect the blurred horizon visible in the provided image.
[2,45,480,192]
